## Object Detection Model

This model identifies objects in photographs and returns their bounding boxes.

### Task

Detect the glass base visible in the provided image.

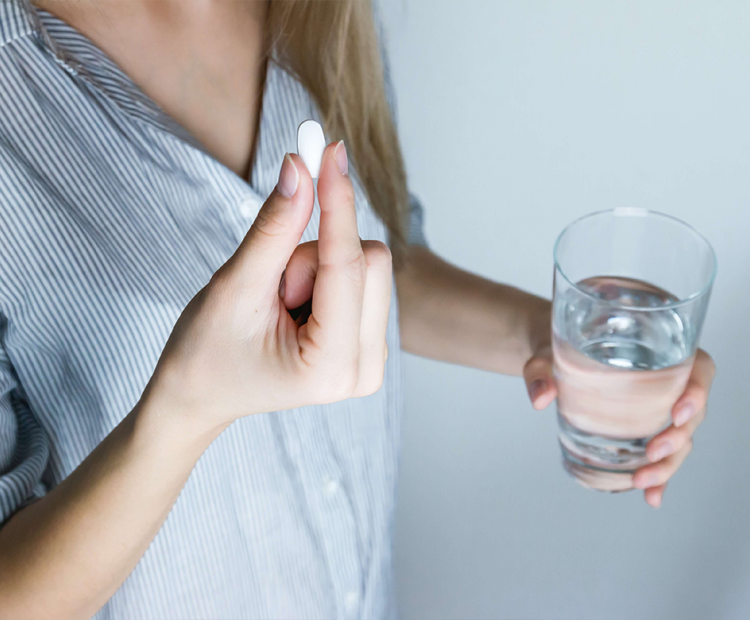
[557,411,653,493]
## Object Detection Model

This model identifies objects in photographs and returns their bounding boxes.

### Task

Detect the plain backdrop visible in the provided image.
[377,2,750,619]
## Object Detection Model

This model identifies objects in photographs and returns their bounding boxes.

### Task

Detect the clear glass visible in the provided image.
[552,208,716,492]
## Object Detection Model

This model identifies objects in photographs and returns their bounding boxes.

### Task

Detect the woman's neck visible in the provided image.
[34,0,270,180]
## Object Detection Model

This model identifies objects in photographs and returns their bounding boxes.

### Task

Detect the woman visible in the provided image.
[0,0,715,618]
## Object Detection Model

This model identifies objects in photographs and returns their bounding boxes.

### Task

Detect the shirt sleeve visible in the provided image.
[0,314,49,527]
[373,1,429,248]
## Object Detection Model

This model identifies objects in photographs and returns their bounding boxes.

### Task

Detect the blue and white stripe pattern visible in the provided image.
[0,1,427,617]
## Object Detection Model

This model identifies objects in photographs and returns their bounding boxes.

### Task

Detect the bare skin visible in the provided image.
[34,0,270,178]
[0,1,715,617]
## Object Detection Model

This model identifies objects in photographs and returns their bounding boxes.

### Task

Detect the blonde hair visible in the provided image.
[266,0,410,266]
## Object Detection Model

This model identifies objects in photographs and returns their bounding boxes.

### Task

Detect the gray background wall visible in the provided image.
[378,2,750,619]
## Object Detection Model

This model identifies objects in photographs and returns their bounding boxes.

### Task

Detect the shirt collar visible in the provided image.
[6,0,327,213]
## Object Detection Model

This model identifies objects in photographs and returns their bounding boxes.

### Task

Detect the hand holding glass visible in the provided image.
[552,209,716,492]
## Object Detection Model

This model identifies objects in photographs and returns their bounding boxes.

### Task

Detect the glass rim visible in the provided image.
[553,208,717,312]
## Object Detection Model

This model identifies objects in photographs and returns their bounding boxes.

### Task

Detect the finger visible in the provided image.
[523,347,557,410]
[309,141,366,355]
[352,241,393,397]
[646,406,706,463]
[315,141,362,268]
[633,440,692,489]
[281,241,318,310]
[673,349,716,427]
[226,153,314,290]
[644,483,667,509]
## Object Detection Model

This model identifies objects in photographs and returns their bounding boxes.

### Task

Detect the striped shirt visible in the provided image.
[0,1,427,618]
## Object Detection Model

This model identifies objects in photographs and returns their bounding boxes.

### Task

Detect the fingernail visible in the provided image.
[529,379,546,404]
[276,153,299,198]
[674,402,696,427]
[278,270,286,300]
[334,140,348,176]
[649,495,662,510]
[634,473,658,489]
[649,441,673,463]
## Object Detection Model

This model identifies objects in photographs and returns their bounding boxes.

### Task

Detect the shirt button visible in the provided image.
[344,590,358,616]
[322,476,339,497]
[238,197,258,219]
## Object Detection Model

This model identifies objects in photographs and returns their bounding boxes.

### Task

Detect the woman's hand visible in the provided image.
[0,142,393,620]
[147,141,392,435]
[523,346,716,508]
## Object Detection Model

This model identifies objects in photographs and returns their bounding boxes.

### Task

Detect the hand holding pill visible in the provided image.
[149,121,392,431]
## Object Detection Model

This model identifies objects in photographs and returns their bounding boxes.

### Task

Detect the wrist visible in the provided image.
[133,377,231,458]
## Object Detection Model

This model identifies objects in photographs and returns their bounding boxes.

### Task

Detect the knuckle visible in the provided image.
[337,369,360,399]
[344,251,368,280]
[671,427,692,450]
[362,377,385,397]
[251,205,286,240]
[362,241,393,269]
[371,368,386,394]
[695,348,716,380]
[704,353,717,379]
[292,240,319,261]
[524,355,552,377]
[313,362,359,403]
[355,368,386,398]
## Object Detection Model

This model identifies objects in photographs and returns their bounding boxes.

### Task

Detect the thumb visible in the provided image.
[523,346,557,410]
[226,153,314,289]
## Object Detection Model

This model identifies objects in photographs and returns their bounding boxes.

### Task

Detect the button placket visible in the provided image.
[344,589,360,619]
[288,414,363,619]
[322,475,340,498]
[238,195,259,219]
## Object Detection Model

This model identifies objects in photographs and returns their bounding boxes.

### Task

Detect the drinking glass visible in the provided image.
[552,208,716,492]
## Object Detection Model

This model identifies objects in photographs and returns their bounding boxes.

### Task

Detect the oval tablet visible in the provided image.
[296,120,326,178]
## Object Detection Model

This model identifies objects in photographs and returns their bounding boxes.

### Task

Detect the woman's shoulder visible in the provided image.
[0,0,38,50]
[0,5,92,226]
[0,2,63,141]
[0,35,61,226]
[0,13,77,264]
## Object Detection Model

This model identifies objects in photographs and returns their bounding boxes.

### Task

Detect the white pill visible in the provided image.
[297,120,326,178]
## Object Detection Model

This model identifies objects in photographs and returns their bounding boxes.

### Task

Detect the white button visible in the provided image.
[344,590,358,614]
[322,477,339,497]
[238,197,258,219]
